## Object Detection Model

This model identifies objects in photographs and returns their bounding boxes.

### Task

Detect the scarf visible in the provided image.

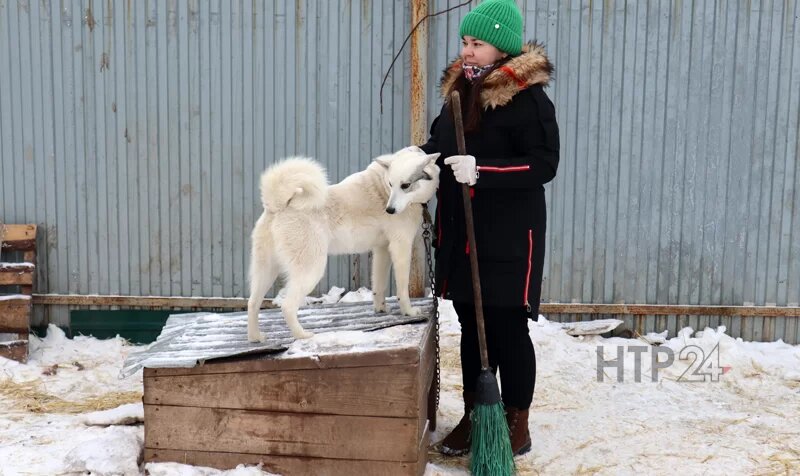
[462,63,495,82]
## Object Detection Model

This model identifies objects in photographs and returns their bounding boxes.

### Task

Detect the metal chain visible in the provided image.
[421,205,440,414]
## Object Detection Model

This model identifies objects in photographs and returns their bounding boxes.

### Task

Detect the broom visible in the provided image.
[450,91,515,476]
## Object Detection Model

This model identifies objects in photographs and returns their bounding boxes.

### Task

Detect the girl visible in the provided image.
[418,0,560,457]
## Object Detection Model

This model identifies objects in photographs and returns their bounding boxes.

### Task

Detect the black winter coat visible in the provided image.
[420,42,560,312]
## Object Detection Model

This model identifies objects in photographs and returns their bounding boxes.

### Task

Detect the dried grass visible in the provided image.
[439,346,462,371]
[0,378,141,414]
[427,445,469,470]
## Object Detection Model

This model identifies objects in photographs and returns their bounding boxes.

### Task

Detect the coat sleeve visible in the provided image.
[474,86,560,189]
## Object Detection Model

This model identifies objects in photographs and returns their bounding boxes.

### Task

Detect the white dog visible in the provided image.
[246,147,440,341]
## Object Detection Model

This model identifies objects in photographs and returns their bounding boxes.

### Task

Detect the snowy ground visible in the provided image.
[1,289,798,476]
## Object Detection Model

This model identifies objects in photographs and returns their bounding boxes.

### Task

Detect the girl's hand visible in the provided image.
[444,155,477,185]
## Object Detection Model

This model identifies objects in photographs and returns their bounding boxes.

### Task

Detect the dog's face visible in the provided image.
[375,147,441,214]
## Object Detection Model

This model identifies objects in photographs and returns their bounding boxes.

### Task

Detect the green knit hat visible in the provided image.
[459,0,524,56]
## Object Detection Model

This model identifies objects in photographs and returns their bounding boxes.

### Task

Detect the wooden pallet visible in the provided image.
[0,224,36,363]
[140,304,437,475]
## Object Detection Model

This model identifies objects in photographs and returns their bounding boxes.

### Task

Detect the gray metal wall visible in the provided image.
[2,1,799,343]
[1,0,412,326]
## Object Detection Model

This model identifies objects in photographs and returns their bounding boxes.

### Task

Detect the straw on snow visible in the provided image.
[0,379,141,414]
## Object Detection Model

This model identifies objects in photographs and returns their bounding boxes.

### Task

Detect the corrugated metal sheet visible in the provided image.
[2,1,799,343]
[120,297,432,377]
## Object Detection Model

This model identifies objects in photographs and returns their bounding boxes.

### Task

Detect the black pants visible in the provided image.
[454,301,536,410]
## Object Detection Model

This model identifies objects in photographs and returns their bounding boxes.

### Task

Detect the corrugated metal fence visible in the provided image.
[1,0,413,326]
[1,1,799,343]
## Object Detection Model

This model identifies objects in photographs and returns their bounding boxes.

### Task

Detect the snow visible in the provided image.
[271,286,346,307]
[284,324,427,358]
[144,463,279,476]
[1,288,799,475]
[0,293,31,300]
[339,286,374,303]
[82,403,144,426]
[559,318,623,336]
[63,429,143,475]
[0,261,35,269]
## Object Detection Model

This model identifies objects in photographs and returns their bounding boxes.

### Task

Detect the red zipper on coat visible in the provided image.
[524,229,533,310]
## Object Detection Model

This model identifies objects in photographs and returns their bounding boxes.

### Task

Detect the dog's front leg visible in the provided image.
[388,239,419,317]
[371,246,391,313]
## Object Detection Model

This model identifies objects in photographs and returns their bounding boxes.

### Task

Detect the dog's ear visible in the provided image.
[374,155,393,168]
[426,153,440,166]
[399,145,423,154]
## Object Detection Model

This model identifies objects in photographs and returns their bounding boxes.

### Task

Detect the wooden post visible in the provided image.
[410,0,428,147]
[409,0,429,298]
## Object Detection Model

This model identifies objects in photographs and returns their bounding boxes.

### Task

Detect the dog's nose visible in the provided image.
[385,206,396,214]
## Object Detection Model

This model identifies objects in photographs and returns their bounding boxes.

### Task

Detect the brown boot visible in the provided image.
[440,392,475,456]
[505,406,532,456]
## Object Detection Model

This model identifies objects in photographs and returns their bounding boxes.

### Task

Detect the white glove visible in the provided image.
[444,155,477,185]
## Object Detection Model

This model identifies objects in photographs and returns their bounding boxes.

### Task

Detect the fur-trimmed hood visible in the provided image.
[440,41,553,109]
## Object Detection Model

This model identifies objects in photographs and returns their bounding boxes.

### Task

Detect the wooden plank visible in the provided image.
[27,293,800,320]
[31,293,270,309]
[416,315,436,433]
[144,405,420,462]
[145,421,429,476]
[144,364,419,418]
[414,423,430,476]
[0,298,31,333]
[143,345,421,377]
[144,449,423,476]
[0,340,28,363]
[0,267,34,286]
[0,224,37,250]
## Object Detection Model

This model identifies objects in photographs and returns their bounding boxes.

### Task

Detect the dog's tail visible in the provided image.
[259,157,328,212]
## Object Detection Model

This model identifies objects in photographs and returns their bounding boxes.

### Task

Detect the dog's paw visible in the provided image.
[401,306,420,317]
[247,331,265,343]
[374,301,387,313]
[292,329,314,340]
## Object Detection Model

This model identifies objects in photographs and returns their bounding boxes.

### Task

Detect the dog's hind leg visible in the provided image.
[371,245,391,313]
[281,258,326,339]
[247,242,279,343]
[388,238,419,317]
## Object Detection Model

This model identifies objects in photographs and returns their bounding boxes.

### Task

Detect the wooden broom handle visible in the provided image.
[450,91,490,370]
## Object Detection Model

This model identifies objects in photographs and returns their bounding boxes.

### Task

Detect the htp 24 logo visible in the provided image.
[597,342,733,383]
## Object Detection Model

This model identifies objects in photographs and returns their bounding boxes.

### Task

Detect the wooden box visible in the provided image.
[143,316,436,475]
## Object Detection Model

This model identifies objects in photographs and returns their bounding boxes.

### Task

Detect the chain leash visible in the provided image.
[421,205,440,414]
